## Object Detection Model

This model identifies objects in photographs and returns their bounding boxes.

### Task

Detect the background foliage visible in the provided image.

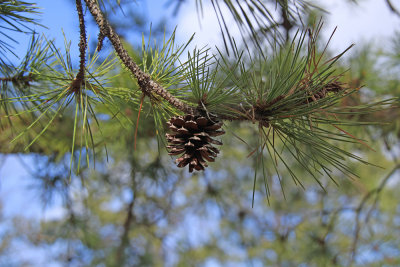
[0,0,400,266]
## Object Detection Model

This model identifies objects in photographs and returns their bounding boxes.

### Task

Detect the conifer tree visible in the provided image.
[1,0,395,181]
[0,0,399,266]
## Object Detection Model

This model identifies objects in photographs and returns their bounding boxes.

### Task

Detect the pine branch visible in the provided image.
[0,73,32,86]
[216,81,347,122]
[83,0,194,114]
[385,0,400,17]
[1,33,120,170]
[279,0,294,43]
[0,0,43,65]
[64,0,88,96]
[96,31,105,52]
[73,0,87,89]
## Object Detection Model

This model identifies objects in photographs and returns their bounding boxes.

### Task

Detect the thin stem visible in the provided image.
[218,81,346,121]
[96,31,105,51]
[0,73,32,86]
[115,151,138,265]
[83,0,194,114]
[76,0,87,82]
[69,0,87,94]
[385,0,400,17]
[115,183,136,265]
[280,0,293,43]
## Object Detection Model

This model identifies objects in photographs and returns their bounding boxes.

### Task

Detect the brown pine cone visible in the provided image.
[166,114,224,172]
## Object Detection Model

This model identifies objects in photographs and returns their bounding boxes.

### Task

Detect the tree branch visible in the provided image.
[0,73,32,86]
[76,0,87,81]
[218,81,346,122]
[96,31,105,52]
[385,0,400,17]
[280,0,293,43]
[115,169,137,265]
[83,0,195,114]
[115,195,135,264]
[70,0,87,94]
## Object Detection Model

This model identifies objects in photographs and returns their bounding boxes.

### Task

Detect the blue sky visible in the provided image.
[1,0,400,264]
[7,0,400,65]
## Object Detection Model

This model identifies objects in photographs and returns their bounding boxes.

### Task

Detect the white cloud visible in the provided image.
[175,1,240,52]
[322,0,400,52]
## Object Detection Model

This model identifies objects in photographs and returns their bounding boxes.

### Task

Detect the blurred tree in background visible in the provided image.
[0,0,399,266]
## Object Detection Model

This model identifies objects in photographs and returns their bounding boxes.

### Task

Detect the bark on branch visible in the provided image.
[83,0,194,114]
[70,0,87,95]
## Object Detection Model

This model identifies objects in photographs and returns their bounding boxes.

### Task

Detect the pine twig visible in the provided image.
[0,73,32,86]
[218,81,347,122]
[280,1,293,43]
[385,0,400,17]
[70,0,87,95]
[76,0,86,80]
[115,193,136,264]
[96,31,105,51]
[83,0,194,114]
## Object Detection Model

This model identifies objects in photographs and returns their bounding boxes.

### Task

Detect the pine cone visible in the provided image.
[166,114,224,173]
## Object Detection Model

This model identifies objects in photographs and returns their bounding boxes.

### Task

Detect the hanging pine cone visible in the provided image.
[166,114,225,173]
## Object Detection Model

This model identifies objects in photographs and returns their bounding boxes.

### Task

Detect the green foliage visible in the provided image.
[2,33,120,173]
[141,28,193,91]
[0,34,51,127]
[0,0,42,67]
[2,0,394,185]
[183,48,241,113]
